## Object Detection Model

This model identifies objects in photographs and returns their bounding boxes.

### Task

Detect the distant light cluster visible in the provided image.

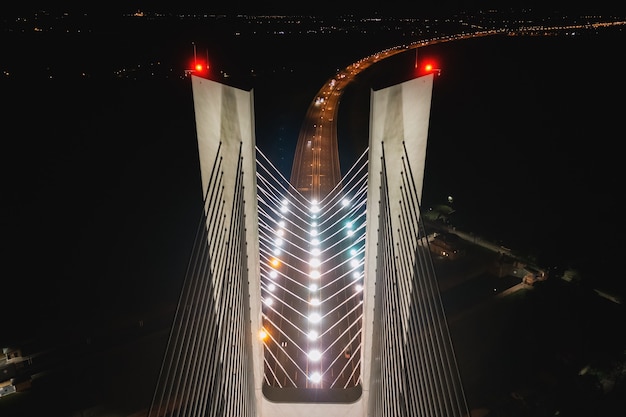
[2,10,624,82]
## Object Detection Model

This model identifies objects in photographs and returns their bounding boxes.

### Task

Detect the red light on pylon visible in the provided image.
[185,60,209,78]
[185,43,210,77]
[419,60,441,76]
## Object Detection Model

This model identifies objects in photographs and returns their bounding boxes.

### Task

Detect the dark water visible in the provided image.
[435,33,624,293]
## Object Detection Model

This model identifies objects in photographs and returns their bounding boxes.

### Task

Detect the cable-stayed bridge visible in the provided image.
[147,40,471,417]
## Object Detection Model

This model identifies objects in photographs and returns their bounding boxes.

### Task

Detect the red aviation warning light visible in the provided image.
[187,56,208,70]
[191,60,208,74]
[420,60,441,76]
[185,42,210,78]
[185,61,207,77]
[414,48,440,75]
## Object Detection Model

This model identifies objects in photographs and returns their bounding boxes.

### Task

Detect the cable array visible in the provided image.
[367,142,469,417]
[148,143,256,417]
[257,147,369,392]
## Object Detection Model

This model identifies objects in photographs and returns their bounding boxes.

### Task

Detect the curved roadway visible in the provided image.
[289,29,502,201]
[289,18,626,201]
[268,19,626,401]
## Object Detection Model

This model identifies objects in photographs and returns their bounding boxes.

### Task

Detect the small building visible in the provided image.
[2,347,22,362]
[520,265,548,285]
[429,232,465,260]
[490,257,547,285]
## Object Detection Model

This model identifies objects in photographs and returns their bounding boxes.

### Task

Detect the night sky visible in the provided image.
[2,0,626,17]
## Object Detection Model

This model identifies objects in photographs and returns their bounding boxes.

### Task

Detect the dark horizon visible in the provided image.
[2,1,626,18]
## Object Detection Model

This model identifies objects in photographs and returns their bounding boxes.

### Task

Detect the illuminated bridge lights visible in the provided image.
[256,147,369,394]
[309,372,322,383]
[308,312,321,324]
[308,349,322,361]
[259,328,269,340]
